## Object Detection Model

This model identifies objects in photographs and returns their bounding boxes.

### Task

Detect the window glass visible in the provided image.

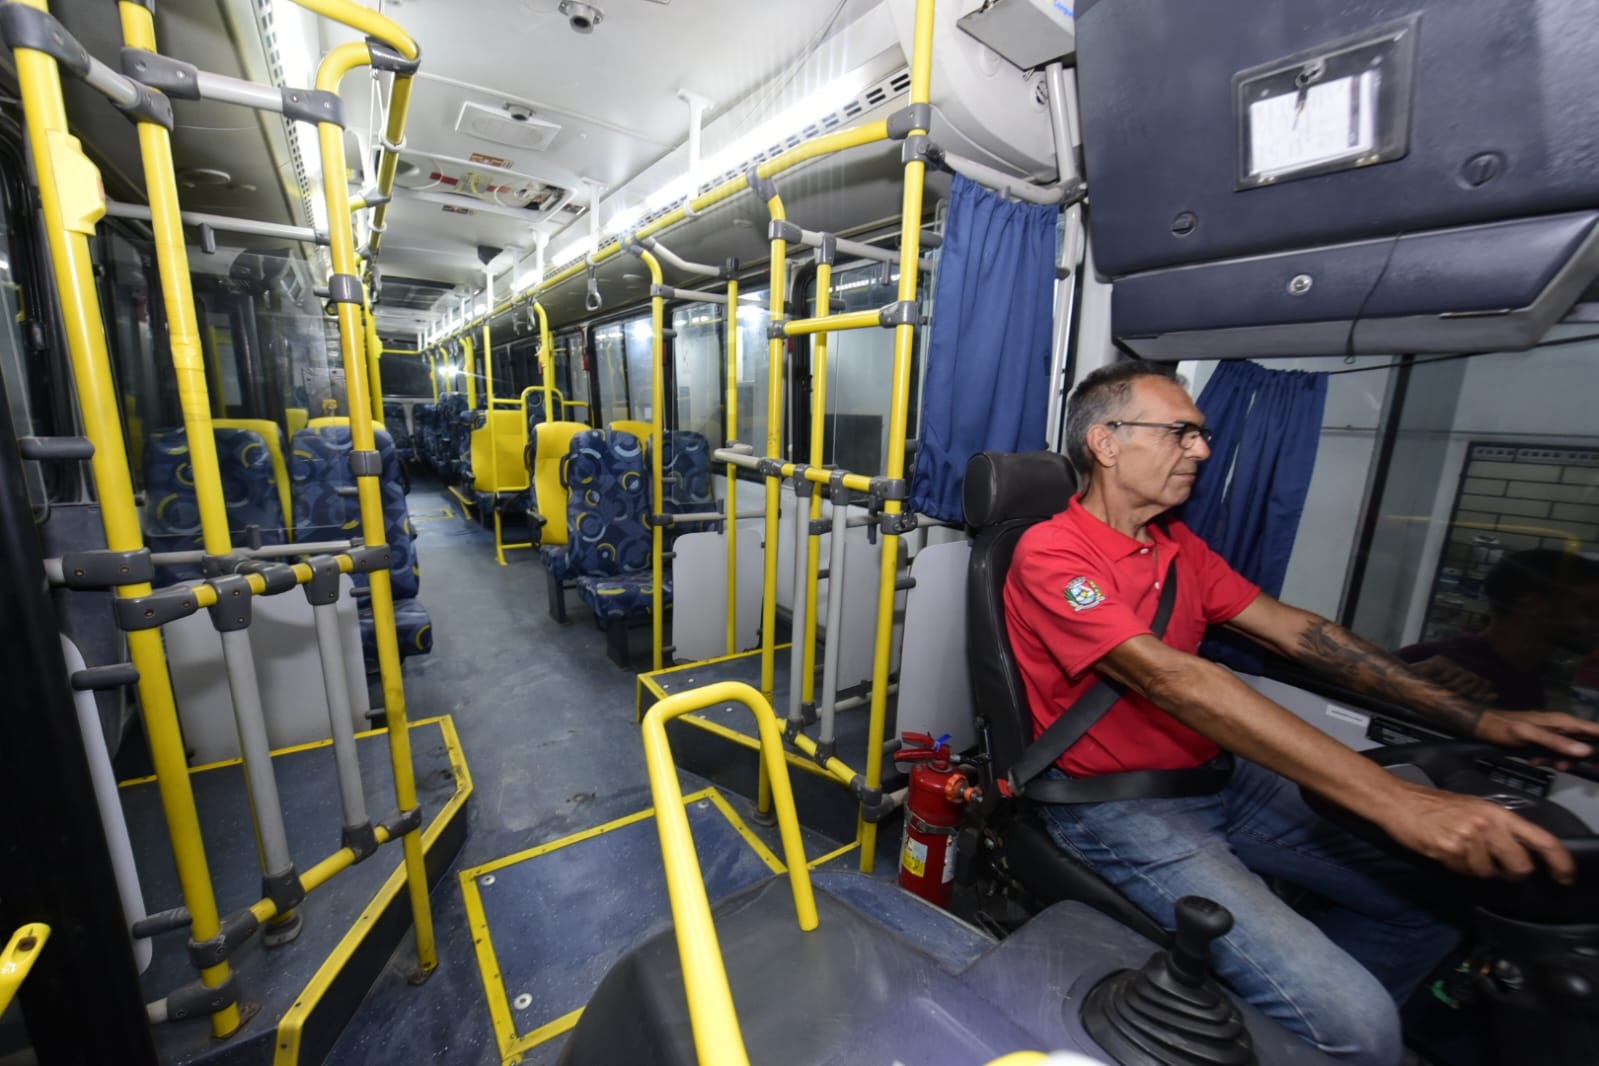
[591,321,630,426]
[554,330,591,423]
[672,302,724,445]
[0,169,50,507]
[813,264,904,476]
[735,291,771,454]
[1184,337,1599,718]
[624,316,656,423]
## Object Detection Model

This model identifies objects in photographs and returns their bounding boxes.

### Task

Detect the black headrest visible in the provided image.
[963,451,1077,529]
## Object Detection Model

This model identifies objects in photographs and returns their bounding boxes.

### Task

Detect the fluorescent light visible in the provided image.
[604,203,646,237]
[698,72,869,184]
[551,235,596,266]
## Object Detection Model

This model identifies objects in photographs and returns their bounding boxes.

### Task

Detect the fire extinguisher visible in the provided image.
[895,732,981,908]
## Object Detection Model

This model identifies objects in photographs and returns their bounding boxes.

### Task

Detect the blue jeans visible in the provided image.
[1039,758,1461,1066]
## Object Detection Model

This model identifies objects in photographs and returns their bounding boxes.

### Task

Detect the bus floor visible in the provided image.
[327,475,894,1065]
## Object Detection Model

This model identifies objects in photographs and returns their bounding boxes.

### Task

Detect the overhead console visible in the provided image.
[1075,0,1599,359]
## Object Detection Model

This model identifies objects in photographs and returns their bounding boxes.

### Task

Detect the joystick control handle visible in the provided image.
[1171,896,1233,985]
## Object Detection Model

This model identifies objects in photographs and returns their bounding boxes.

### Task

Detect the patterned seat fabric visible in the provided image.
[660,430,717,533]
[566,429,652,577]
[564,429,671,622]
[360,598,433,663]
[577,570,673,622]
[539,543,573,580]
[290,425,422,602]
[383,401,416,462]
[144,426,289,583]
[435,393,470,482]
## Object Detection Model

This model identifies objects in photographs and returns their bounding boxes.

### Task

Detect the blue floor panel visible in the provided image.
[470,794,783,1047]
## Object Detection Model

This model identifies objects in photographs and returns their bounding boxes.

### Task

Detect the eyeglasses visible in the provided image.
[1105,420,1215,447]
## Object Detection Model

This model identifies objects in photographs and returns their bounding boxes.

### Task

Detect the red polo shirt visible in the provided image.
[1003,497,1260,777]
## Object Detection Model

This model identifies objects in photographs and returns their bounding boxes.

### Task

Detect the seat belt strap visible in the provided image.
[1007,560,1179,795]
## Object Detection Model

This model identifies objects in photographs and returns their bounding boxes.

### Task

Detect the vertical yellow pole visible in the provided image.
[802,261,832,710]
[723,277,739,657]
[483,271,506,564]
[14,0,238,1034]
[461,333,477,410]
[859,0,936,874]
[365,307,385,424]
[315,41,437,976]
[428,350,439,402]
[757,195,788,817]
[534,301,554,424]
[635,252,667,670]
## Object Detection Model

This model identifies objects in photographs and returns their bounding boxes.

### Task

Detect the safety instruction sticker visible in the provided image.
[942,836,958,885]
[902,836,928,879]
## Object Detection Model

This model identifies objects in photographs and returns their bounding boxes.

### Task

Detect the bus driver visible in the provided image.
[1004,361,1599,1065]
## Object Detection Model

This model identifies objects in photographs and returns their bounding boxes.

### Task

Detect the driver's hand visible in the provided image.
[1474,710,1599,767]
[1381,783,1576,885]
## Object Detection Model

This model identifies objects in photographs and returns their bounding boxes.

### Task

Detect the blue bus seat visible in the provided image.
[658,430,717,534]
[565,429,670,664]
[383,400,416,462]
[144,425,289,583]
[290,424,430,662]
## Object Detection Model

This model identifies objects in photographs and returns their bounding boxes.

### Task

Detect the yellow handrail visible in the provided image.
[858,0,936,876]
[428,117,894,347]
[314,36,438,978]
[641,682,818,1066]
[10,0,239,1034]
[0,923,49,1018]
[639,248,667,670]
[724,277,740,656]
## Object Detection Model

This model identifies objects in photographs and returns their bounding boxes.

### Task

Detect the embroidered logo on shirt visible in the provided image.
[1064,576,1106,612]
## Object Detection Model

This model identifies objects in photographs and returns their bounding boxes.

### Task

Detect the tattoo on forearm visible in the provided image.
[1295,620,1485,735]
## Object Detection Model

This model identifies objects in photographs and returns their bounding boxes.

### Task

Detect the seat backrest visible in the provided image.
[608,419,653,445]
[212,417,293,536]
[565,428,651,577]
[290,424,420,599]
[382,401,414,456]
[659,430,716,529]
[470,409,531,493]
[144,425,291,582]
[531,420,590,546]
[964,451,1078,778]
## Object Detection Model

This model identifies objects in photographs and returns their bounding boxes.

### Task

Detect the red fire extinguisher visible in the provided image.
[896,732,981,908]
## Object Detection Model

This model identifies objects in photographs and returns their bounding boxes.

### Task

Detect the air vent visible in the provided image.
[456,101,561,152]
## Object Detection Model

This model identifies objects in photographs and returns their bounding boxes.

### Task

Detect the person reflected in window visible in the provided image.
[1007,361,1599,1066]
[1399,550,1599,710]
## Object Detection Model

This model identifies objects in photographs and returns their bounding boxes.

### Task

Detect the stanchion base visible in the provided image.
[261,910,304,948]
[406,963,435,987]
[746,805,779,828]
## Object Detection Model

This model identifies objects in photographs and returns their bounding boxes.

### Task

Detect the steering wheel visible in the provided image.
[1304,741,1599,924]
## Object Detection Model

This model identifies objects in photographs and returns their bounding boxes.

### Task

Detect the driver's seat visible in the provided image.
[963,450,1170,946]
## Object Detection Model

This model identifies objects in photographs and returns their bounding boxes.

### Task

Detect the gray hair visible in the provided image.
[1063,361,1183,478]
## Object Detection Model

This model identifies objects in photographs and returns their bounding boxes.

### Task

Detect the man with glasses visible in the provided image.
[1004,360,1599,1065]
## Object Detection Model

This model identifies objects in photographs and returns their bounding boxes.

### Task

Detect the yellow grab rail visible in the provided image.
[641,682,818,1066]
[9,0,240,1034]
[0,924,49,1019]
[314,36,438,978]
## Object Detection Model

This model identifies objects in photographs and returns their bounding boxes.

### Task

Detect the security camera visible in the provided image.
[559,1,603,34]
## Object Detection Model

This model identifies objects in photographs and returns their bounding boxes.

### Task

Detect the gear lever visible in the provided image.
[1082,897,1257,1065]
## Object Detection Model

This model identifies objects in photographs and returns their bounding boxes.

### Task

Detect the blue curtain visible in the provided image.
[911,175,1058,522]
[1183,359,1328,598]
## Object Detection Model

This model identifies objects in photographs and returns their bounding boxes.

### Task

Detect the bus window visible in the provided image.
[0,176,47,510]
[555,331,591,420]
[591,321,630,426]
[671,302,723,445]
[1188,337,1599,718]
[624,317,655,424]
[815,264,904,476]
[735,292,771,454]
